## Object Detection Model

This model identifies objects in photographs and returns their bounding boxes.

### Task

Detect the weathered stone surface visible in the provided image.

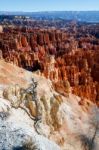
[0,60,99,150]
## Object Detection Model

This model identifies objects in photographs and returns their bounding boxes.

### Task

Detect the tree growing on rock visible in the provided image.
[21,78,42,121]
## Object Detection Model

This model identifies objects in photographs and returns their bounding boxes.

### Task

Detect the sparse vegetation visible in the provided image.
[79,134,95,150]
[0,112,9,120]
[79,106,99,150]
[13,139,40,150]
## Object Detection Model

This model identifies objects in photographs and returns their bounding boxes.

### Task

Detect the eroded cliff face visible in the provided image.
[0,60,99,150]
[0,26,99,105]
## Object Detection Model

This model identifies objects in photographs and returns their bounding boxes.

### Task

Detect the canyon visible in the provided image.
[0,22,99,106]
[0,18,99,150]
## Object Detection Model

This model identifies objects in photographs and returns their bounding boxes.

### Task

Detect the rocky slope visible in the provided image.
[0,60,99,150]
